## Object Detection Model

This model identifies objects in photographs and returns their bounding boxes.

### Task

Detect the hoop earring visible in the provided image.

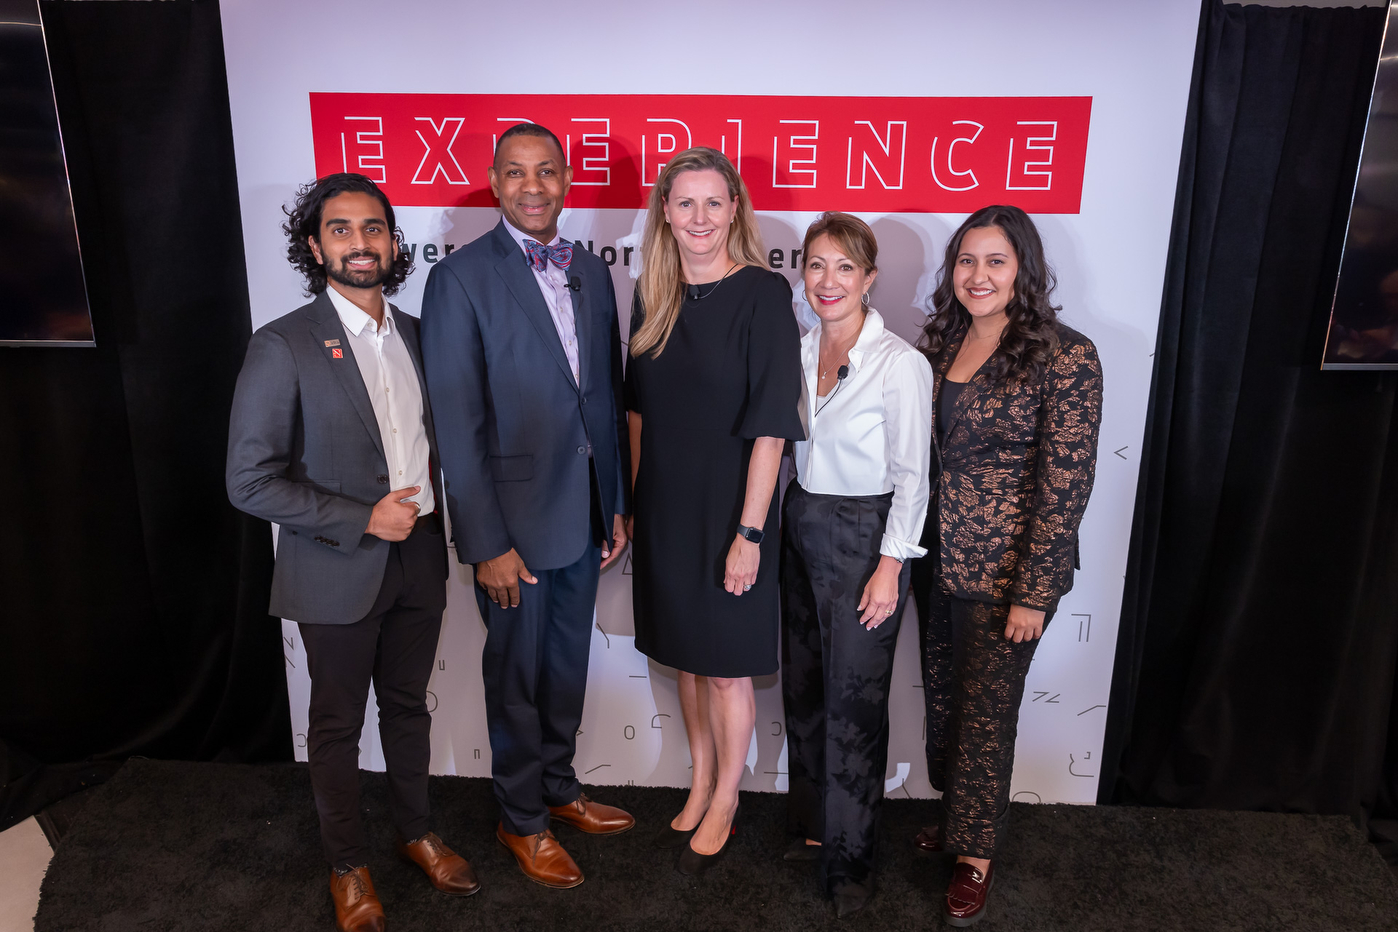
[861,292,870,307]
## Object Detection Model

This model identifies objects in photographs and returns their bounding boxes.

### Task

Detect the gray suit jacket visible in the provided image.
[420,220,630,571]
[226,291,446,624]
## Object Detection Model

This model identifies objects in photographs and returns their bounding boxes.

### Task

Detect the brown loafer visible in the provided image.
[496,824,584,888]
[944,861,995,927]
[329,866,386,932]
[914,823,944,853]
[397,832,480,896]
[548,792,635,835]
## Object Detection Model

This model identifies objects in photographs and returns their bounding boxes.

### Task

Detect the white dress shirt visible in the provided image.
[793,309,934,561]
[502,218,581,385]
[325,286,435,515]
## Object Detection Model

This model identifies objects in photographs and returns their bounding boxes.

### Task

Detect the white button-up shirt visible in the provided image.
[793,309,934,561]
[502,218,581,385]
[325,286,435,516]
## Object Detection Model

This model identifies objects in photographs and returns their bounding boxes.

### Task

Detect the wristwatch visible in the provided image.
[736,524,765,544]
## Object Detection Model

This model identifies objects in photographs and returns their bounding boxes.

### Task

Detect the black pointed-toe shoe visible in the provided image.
[676,803,740,875]
[653,820,698,849]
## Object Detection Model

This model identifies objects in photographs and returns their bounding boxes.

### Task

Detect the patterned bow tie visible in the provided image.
[524,239,573,273]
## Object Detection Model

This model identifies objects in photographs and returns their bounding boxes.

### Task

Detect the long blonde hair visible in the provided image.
[630,147,768,358]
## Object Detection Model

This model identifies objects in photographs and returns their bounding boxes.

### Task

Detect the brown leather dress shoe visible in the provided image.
[397,832,480,896]
[548,792,635,835]
[329,866,386,932]
[944,861,995,927]
[496,824,584,888]
[914,823,944,853]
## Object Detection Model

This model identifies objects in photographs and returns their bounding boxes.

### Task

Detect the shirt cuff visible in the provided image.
[880,533,928,562]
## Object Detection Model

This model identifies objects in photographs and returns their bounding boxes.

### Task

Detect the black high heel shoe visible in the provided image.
[652,819,698,849]
[676,801,741,875]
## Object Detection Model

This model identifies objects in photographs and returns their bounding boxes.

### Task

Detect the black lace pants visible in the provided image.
[781,482,910,897]
[911,560,1052,859]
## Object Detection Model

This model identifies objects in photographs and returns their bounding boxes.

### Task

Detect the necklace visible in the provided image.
[686,262,740,300]
[819,333,860,381]
[816,321,861,380]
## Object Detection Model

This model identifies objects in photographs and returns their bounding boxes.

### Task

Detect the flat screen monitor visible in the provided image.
[1324,1,1398,369]
[0,0,93,347]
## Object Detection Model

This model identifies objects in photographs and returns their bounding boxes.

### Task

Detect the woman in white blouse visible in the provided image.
[779,212,933,919]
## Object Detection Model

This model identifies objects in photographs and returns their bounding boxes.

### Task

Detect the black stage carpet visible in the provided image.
[34,760,1398,931]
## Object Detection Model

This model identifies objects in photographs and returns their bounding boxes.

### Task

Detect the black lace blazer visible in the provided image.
[924,322,1103,611]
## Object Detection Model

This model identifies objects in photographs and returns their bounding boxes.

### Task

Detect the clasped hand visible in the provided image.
[365,486,420,542]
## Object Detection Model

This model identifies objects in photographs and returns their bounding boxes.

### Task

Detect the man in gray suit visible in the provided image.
[421,123,633,889]
[228,174,477,932]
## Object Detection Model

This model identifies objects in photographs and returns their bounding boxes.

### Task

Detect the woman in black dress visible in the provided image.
[911,205,1102,926]
[624,147,803,873]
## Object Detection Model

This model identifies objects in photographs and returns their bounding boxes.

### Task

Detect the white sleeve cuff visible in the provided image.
[880,533,928,562]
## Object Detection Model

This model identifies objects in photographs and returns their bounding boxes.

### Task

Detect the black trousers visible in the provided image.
[911,558,1052,859]
[781,482,911,897]
[298,522,446,870]
[475,542,601,836]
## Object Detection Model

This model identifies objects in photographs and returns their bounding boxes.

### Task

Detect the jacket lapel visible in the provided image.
[491,222,579,391]
[937,328,985,445]
[308,292,386,463]
[570,260,589,391]
[394,307,436,445]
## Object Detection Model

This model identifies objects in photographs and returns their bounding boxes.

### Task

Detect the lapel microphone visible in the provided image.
[688,283,700,300]
[816,365,851,416]
[567,276,581,292]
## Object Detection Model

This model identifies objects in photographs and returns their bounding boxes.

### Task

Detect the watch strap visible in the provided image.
[737,524,765,544]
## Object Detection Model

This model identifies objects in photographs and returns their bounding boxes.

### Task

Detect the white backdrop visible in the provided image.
[221,0,1200,805]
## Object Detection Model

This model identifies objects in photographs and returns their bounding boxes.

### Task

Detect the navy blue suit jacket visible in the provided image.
[420,220,630,570]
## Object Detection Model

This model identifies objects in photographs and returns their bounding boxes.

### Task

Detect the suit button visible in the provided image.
[577,446,586,455]
[581,397,588,405]
[377,475,389,484]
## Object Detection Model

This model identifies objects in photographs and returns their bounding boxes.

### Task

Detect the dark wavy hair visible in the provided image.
[920,205,1060,385]
[282,173,413,297]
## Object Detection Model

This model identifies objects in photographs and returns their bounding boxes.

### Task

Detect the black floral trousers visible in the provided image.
[911,558,1053,859]
[781,482,911,897]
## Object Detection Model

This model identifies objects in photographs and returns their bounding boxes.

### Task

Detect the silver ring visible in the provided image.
[884,609,894,615]
[743,584,752,591]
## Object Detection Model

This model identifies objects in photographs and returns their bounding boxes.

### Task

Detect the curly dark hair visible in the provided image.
[920,204,1060,385]
[282,173,413,297]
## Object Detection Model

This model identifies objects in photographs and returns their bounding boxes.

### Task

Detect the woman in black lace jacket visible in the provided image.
[910,205,1102,927]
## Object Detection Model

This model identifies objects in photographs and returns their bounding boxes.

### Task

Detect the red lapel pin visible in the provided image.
[332,348,343,359]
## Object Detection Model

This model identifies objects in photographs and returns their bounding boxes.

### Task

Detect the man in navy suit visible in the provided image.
[420,123,633,889]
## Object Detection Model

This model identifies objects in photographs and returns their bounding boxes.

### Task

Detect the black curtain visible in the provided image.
[1101,0,1398,830]
[0,0,289,829]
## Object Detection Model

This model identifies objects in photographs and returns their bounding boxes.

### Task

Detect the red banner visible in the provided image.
[309,94,1092,214]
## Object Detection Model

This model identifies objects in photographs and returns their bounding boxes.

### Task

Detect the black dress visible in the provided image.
[625,266,804,677]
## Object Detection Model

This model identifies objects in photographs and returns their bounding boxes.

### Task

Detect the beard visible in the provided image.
[326,250,392,290]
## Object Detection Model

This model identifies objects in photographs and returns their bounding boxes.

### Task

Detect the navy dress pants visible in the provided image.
[781,482,911,897]
[475,542,601,836]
